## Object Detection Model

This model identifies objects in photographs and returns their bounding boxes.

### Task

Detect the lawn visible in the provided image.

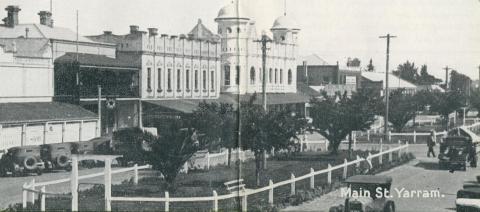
[21,149,415,211]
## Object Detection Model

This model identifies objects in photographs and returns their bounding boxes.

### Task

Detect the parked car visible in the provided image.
[0,146,45,176]
[72,137,112,168]
[456,187,480,212]
[329,175,395,212]
[439,136,476,171]
[40,143,72,171]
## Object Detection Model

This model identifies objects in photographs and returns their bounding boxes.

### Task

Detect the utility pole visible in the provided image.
[444,66,450,91]
[97,85,102,136]
[478,65,480,91]
[379,34,396,144]
[255,31,272,112]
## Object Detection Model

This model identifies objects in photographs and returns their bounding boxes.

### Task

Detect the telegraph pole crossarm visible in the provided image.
[379,34,396,144]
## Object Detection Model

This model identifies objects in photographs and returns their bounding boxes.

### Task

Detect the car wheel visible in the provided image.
[384,201,395,212]
[23,156,37,171]
[56,155,70,168]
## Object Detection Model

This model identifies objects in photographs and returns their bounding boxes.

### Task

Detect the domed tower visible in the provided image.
[215,0,250,93]
[271,15,300,45]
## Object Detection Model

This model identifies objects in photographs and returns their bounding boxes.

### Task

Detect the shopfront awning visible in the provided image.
[144,92,310,114]
[0,102,98,124]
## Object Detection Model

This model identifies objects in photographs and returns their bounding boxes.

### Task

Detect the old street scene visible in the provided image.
[0,0,479,211]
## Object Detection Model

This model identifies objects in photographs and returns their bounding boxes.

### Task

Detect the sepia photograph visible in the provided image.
[0,0,479,211]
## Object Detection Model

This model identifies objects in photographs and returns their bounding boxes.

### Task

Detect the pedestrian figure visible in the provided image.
[427,130,436,157]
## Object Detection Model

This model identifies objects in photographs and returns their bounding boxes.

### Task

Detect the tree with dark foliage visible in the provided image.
[310,90,379,155]
[190,102,238,167]
[429,90,466,130]
[379,89,417,132]
[393,61,418,83]
[240,95,307,186]
[144,117,208,192]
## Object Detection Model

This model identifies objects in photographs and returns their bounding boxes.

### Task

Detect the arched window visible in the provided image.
[185,69,190,90]
[288,69,292,85]
[176,69,181,91]
[274,68,278,84]
[147,67,152,91]
[224,65,230,85]
[280,69,283,84]
[227,27,232,34]
[202,70,207,90]
[259,68,262,82]
[194,70,198,90]
[235,66,240,85]
[269,68,273,83]
[210,71,215,90]
[167,68,172,91]
[250,67,256,85]
[157,68,162,91]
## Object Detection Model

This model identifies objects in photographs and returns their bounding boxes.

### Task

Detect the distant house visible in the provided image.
[297,54,361,96]
[361,72,417,95]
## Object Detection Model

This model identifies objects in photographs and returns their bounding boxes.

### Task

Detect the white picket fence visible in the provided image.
[20,143,410,212]
[108,144,409,212]
[188,149,255,170]
[21,157,150,211]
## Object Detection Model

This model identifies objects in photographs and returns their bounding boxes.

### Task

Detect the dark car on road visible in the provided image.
[40,143,72,171]
[0,146,45,176]
[439,136,476,171]
[329,175,396,212]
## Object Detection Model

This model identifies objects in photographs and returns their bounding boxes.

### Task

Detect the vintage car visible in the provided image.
[456,187,480,212]
[329,175,395,212]
[40,143,73,171]
[0,146,46,176]
[71,137,112,168]
[438,136,476,171]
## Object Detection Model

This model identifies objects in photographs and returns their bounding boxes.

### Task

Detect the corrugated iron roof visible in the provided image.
[0,102,97,124]
[0,38,50,58]
[55,52,140,69]
[361,72,417,89]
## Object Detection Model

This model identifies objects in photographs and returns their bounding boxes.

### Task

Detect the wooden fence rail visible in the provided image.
[107,144,409,212]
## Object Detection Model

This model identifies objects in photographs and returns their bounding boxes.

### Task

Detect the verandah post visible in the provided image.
[343,159,348,179]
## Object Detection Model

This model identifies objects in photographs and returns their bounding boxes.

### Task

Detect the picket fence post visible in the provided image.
[268,180,274,206]
[206,152,210,170]
[290,173,296,195]
[212,190,218,212]
[388,147,393,162]
[165,191,170,212]
[413,130,417,144]
[367,130,370,141]
[105,159,112,211]
[133,164,139,185]
[327,164,332,185]
[22,183,27,209]
[30,178,35,204]
[343,159,348,179]
[310,168,315,189]
[241,191,247,212]
[379,146,383,165]
[40,186,46,211]
[71,157,79,212]
[388,131,392,142]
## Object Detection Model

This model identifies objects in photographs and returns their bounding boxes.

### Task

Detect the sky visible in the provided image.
[1,0,479,81]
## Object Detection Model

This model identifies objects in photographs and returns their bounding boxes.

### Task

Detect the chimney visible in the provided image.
[129,25,139,34]
[5,5,21,27]
[148,28,158,36]
[38,11,53,27]
[103,31,112,35]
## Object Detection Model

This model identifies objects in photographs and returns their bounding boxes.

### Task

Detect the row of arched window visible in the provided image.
[146,67,215,93]
[223,65,293,86]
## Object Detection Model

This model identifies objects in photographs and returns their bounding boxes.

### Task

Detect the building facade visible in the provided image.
[215,1,299,94]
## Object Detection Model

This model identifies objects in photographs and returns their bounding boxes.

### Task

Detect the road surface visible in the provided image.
[283,144,479,212]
